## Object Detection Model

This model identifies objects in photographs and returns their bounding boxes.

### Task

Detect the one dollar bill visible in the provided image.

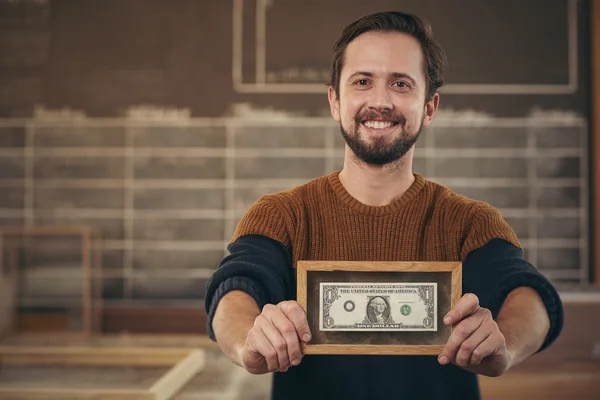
[319,282,437,331]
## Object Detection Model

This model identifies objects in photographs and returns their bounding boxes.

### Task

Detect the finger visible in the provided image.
[444,293,479,325]
[438,310,486,365]
[258,314,291,371]
[469,330,504,366]
[247,325,279,372]
[280,301,312,343]
[269,308,303,367]
[455,322,493,367]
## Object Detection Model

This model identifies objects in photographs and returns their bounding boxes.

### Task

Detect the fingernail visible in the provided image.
[444,316,452,324]
[438,356,448,365]
[303,333,311,342]
[291,358,300,366]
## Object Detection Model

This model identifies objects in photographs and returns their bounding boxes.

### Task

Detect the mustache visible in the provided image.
[355,109,406,126]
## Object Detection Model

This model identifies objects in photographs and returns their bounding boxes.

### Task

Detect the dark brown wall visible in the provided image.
[0,0,591,118]
[0,0,595,323]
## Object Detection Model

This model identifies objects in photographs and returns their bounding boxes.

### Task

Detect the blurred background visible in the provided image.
[0,0,598,399]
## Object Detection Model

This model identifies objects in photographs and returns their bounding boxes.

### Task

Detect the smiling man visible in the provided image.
[333,29,433,170]
[205,11,563,400]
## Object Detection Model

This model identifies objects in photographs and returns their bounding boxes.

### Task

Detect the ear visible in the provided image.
[421,92,439,128]
[328,86,341,122]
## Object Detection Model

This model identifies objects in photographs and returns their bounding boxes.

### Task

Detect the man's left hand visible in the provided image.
[438,293,511,377]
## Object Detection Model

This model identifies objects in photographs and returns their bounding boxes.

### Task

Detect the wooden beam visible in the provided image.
[0,346,195,367]
[0,346,206,399]
[479,362,600,400]
[148,350,206,400]
[0,388,153,400]
[593,0,600,283]
[101,307,207,334]
[0,226,102,339]
[0,332,218,349]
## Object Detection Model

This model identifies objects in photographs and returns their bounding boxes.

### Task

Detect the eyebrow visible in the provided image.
[347,71,417,86]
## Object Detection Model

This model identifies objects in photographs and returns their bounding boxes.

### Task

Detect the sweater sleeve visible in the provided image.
[460,203,522,260]
[205,195,296,341]
[231,194,292,248]
[462,238,563,353]
[204,234,295,341]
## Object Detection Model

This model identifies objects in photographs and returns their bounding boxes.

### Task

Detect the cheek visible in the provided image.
[340,104,358,127]
[340,95,363,119]
[403,103,425,125]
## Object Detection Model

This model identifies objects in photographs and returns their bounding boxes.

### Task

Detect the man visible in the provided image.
[367,296,391,324]
[205,11,563,400]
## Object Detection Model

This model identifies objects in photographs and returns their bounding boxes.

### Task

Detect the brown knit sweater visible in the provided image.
[232,170,521,265]
[206,171,563,400]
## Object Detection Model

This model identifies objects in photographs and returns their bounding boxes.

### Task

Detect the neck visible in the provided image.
[338,146,416,207]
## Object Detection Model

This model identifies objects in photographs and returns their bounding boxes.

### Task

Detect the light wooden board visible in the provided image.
[0,346,206,400]
[479,362,600,400]
[0,387,154,400]
[149,350,206,400]
[0,346,193,367]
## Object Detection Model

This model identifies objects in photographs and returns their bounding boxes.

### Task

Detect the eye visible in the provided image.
[393,81,410,88]
[354,79,370,86]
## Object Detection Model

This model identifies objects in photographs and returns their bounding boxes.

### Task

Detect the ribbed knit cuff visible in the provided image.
[486,271,564,353]
[206,276,268,342]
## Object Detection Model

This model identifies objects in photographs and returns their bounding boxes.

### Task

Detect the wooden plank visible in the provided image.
[0,226,91,235]
[0,279,15,338]
[303,344,444,355]
[0,346,206,399]
[593,0,600,284]
[297,260,461,272]
[16,313,70,331]
[0,346,194,367]
[102,307,207,334]
[93,229,104,334]
[479,362,600,400]
[0,387,153,400]
[0,332,218,349]
[80,229,92,337]
[149,349,206,400]
[451,261,462,310]
[0,233,3,278]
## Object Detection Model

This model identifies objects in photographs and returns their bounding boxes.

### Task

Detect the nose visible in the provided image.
[368,83,393,111]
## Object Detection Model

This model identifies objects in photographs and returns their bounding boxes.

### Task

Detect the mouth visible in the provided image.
[360,120,399,135]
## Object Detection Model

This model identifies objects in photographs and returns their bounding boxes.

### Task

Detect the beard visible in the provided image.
[339,108,424,166]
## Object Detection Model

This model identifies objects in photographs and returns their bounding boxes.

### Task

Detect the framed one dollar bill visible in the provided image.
[296,261,462,355]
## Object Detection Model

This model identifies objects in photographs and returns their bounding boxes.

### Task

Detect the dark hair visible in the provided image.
[328,11,447,102]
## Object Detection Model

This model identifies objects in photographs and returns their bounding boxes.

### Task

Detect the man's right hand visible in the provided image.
[238,300,312,374]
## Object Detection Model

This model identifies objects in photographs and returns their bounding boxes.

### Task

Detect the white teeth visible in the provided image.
[363,121,393,129]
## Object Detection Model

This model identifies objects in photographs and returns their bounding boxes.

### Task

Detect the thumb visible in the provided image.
[280,301,312,343]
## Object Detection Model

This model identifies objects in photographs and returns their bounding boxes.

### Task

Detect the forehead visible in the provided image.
[342,31,424,80]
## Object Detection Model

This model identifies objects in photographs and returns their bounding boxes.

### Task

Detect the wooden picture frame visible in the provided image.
[297,261,462,355]
[0,225,104,339]
[592,0,600,285]
[0,346,206,400]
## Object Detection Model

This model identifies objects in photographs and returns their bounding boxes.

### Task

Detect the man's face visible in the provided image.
[328,31,438,165]
[373,297,387,314]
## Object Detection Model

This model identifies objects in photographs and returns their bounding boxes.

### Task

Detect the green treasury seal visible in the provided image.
[400,304,411,316]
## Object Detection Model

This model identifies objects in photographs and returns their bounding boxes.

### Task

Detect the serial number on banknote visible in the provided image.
[319,282,437,332]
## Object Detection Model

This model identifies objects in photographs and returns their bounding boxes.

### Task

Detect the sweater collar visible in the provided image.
[327,170,426,216]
